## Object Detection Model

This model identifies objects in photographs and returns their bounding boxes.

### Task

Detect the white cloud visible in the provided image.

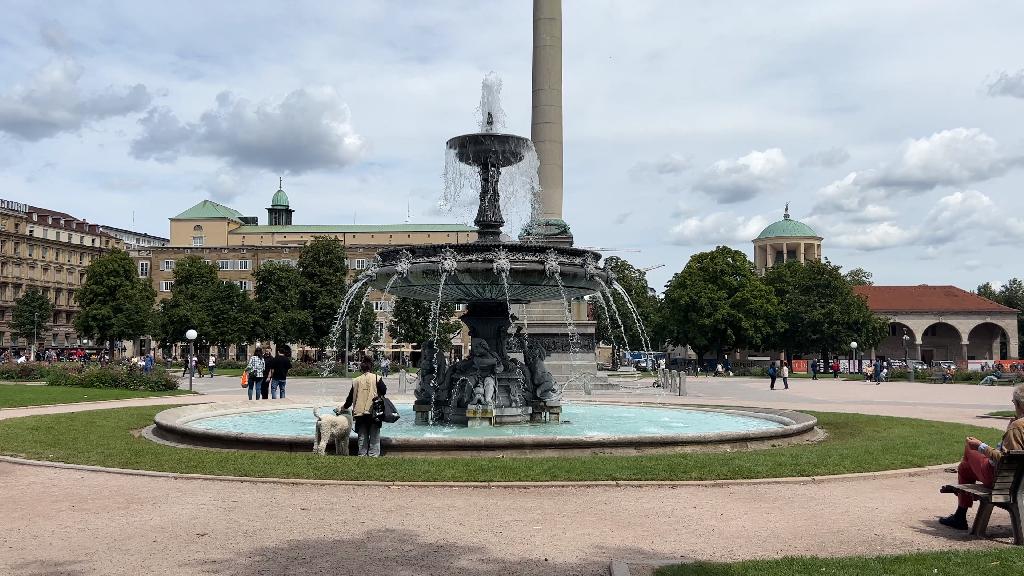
[799,147,850,168]
[198,169,255,203]
[987,69,1024,99]
[668,212,771,246]
[827,189,1022,251]
[693,148,787,203]
[130,87,367,173]
[873,128,1019,191]
[0,54,152,141]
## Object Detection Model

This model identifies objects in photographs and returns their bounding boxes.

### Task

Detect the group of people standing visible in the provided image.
[244,345,293,400]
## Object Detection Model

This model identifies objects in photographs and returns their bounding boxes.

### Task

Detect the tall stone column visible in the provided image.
[528,0,571,242]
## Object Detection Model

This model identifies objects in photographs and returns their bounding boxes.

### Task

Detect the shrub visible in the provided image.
[44,365,179,391]
[0,362,51,381]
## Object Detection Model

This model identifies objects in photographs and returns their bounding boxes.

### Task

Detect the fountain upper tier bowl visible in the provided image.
[369,242,612,303]
[447,133,531,167]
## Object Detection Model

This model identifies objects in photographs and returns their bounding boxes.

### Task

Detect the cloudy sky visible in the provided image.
[2,1,1024,292]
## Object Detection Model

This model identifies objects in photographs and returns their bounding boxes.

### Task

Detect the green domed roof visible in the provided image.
[756,208,818,239]
[271,179,289,208]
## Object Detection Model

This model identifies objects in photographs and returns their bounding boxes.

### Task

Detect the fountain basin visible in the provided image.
[370,242,611,303]
[150,401,819,456]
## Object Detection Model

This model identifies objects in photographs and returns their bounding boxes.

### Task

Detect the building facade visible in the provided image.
[855,285,1019,364]
[752,205,823,275]
[99,225,169,251]
[0,200,124,351]
[133,183,479,359]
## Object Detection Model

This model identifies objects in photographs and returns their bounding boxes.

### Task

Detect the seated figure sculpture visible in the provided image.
[414,339,447,405]
[524,336,559,401]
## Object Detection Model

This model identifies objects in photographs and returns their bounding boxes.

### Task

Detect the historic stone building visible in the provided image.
[752,205,823,275]
[133,182,478,359]
[0,200,124,351]
[855,285,1019,364]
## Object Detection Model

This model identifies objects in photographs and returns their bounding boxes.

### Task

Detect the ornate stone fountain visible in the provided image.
[366,96,612,427]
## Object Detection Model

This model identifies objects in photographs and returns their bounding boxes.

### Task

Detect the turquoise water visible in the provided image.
[187,404,784,439]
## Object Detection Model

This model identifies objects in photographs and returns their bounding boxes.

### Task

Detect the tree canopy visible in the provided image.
[842,267,874,286]
[764,259,888,357]
[12,288,53,349]
[253,261,309,346]
[387,296,460,352]
[660,246,779,359]
[976,278,1024,357]
[74,249,155,355]
[155,256,255,350]
[297,236,349,346]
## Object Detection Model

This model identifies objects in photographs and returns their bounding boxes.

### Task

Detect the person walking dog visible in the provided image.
[342,357,388,457]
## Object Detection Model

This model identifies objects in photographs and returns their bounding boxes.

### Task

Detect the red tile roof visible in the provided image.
[853,285,1018,314]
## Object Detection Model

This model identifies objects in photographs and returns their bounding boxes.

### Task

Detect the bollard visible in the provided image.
[678,371,687,396]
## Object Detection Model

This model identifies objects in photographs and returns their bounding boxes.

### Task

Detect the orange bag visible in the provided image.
[240,371,249,388]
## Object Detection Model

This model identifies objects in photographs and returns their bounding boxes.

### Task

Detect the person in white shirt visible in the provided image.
[781,361,790,390]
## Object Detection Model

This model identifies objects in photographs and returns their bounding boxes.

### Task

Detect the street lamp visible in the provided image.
[33,312,38,361]
[850,341,858,378]
[185,329,198,391]
[903,328,915,382]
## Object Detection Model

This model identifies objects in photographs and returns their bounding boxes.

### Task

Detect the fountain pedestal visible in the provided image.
[413,404,431,425]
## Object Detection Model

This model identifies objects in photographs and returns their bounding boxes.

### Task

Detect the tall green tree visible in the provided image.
[154,256,221,349]
[253,261,309,346]
[660,246,779,360]
[352,300,378,351]
[206,281,257,355]
[298,236,349,346]
[843,267,874,286]
[977,279,1024,357]
[74,249,156,356]
[387,296,460,351]
[12,288,53,351]
[764,259,888,358]
[601,256,661,351]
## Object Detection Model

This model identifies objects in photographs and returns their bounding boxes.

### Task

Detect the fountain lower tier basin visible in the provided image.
[151,401,819,456]
[369,242,611,302]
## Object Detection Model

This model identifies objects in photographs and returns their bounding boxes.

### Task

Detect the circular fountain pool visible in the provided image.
[151,401,819,456]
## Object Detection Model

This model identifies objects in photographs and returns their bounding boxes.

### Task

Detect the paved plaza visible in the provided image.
[1,376,1018,575]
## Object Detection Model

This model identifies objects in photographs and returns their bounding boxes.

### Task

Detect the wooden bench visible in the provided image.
[941,450,1024,544]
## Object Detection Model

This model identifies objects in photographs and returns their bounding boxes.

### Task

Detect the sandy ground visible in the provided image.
[1,376,1019,575]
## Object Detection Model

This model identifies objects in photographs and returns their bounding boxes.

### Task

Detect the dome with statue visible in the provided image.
[752,204,822,274]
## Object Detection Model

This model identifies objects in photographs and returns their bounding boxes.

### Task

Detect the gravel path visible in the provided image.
[1,461,1013,576]
[1,377,1018,575]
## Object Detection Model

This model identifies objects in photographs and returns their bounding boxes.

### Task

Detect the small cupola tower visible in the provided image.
[267,177,294,226]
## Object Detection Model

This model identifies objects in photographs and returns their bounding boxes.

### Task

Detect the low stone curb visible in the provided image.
[0,453,955,489]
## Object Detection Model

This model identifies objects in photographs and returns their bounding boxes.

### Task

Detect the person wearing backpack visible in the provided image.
[768,362,778,390]
[342,357,388,457]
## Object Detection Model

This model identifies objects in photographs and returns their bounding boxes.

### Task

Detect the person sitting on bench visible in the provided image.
[940,383,1024,530]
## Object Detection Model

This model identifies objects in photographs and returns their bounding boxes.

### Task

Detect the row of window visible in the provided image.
[156,259,253,272]
[159,280,252,292]
[0,240,95,265]
[0,262,84,285]
[0,284,76,306]
[25,225,105,246]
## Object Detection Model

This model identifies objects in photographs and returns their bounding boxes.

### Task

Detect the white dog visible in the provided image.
[312,406,352,455]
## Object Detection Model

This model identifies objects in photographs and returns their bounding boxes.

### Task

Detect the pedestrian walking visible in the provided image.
[831,358,840,379]
[208,355,216,378]
[245,347,266,400]
[259,348,272,399]
[381,356,391,378]
[781,361,790,390]
[811,360,819,380]
[768,362,778,390]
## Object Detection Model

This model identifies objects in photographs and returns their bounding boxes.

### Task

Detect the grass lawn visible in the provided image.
[0,385,193,409]
[986,410,1016,418]
[655,549,1024,575]
[0,408,999,482]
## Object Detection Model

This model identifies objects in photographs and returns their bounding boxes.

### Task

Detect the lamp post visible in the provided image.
[33,312,38,361]
[903,328,915,382]
[850,341,858,378]
[185,329,198,391]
